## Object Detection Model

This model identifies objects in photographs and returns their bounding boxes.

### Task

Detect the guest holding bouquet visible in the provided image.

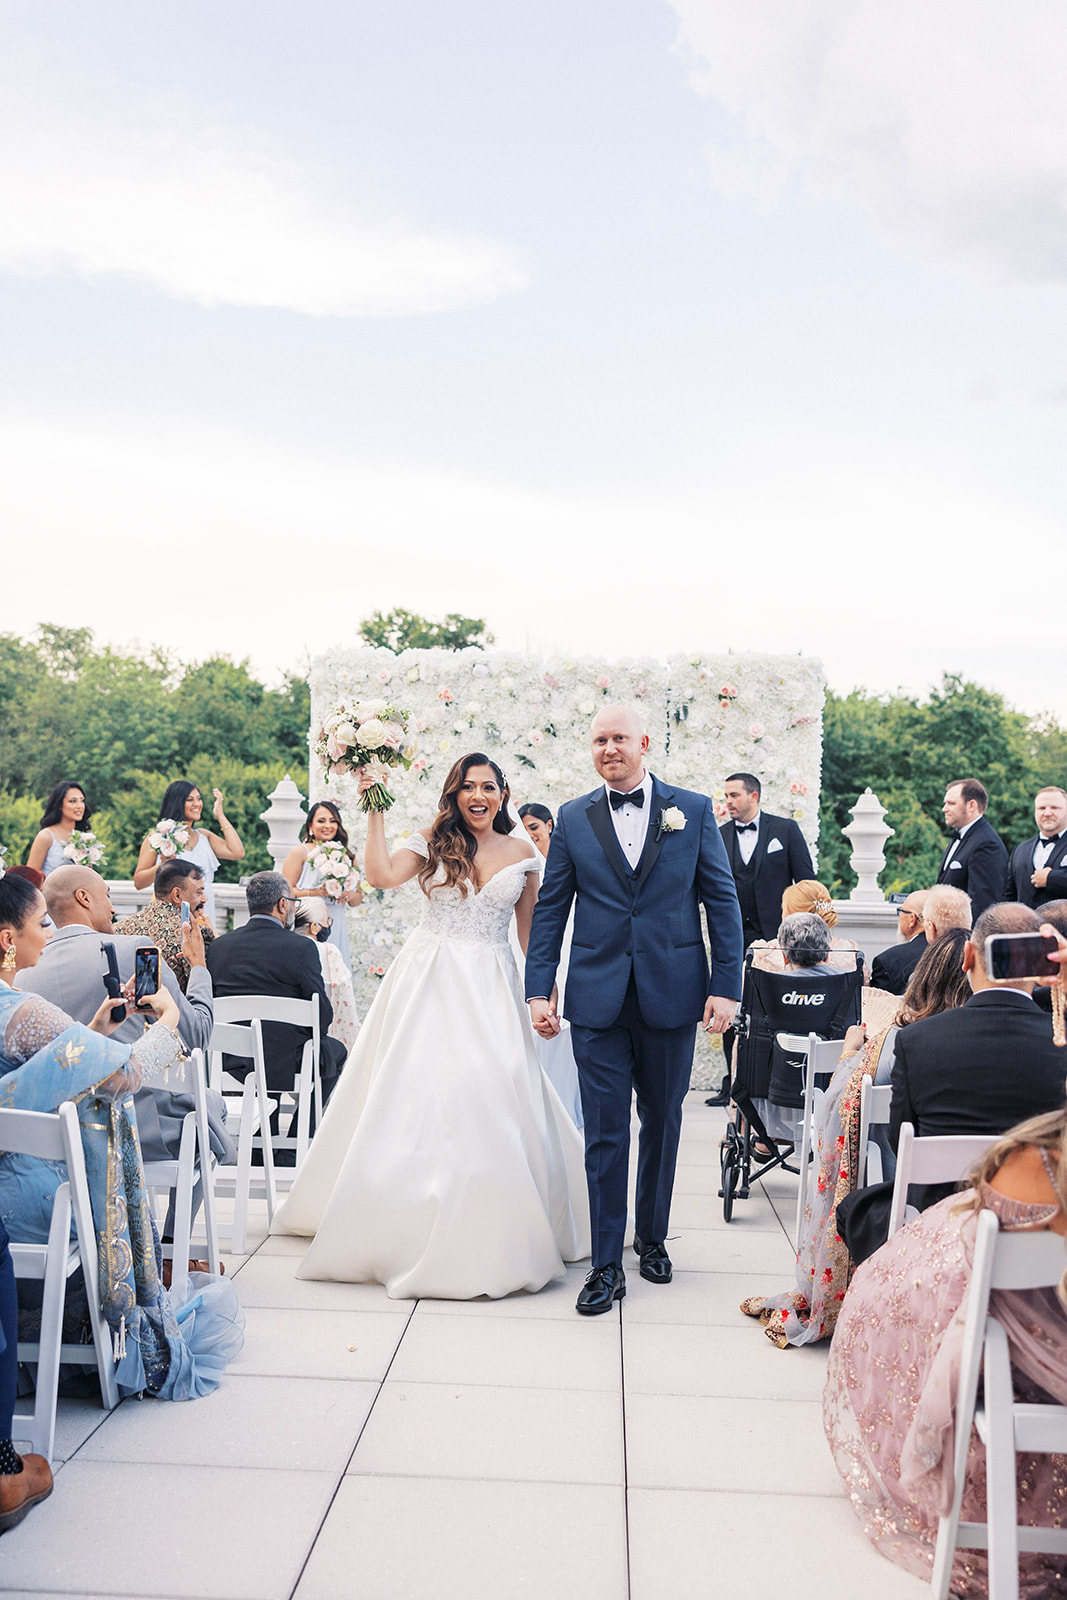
[27,782,103,877]
[282,801,361,967]
[134,780,244,926]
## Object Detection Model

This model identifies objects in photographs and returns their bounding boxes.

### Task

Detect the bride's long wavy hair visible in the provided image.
[420,753,516,897]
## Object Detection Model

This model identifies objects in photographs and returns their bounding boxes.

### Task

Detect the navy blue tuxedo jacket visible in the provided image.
[525,776,744,1031]
[1004,834,1067,909]
[718,811,815,941]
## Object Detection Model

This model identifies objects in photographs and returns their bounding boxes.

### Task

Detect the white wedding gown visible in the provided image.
[272,841,590,1299]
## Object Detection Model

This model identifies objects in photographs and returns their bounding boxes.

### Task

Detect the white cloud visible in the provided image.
[668,0,1067,284]
[0,64,527,317]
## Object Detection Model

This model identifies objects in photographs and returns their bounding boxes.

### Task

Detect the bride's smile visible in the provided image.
[457,767,502,831]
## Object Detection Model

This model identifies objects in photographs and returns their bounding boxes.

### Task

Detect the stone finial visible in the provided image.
[841,788,895,903]
[260,774,307,871]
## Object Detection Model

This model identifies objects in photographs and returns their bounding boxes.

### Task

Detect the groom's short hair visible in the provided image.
[725,772,761,798]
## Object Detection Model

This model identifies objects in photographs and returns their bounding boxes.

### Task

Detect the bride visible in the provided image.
[272,753,590,1299]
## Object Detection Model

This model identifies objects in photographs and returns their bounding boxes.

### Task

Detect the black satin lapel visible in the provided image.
[632,782,673,893]
[1050,838,1067,872]
[587,792,632,890]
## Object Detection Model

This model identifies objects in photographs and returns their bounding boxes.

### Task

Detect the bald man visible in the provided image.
[526,705,743,1315]
[870,891,929,995]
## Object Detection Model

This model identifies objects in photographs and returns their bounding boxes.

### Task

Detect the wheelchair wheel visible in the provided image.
[721,1158,739,1223]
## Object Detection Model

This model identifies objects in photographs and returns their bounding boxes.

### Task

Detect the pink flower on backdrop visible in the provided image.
[415,719,428,733]
[595,674,610,690]
[790,780,808,794]
[528,729,545,746]
[437,689,454,703]
[543,673,561,690]
[634,681,648,698]
[719,684,737,701]
[377,669,392,683]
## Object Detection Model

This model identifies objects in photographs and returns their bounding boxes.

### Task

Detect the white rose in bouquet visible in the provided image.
[358,718,388,749]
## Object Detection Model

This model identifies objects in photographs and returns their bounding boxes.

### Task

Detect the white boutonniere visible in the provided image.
[657,806,687,839]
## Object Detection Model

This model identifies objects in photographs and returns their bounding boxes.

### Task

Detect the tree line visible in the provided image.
[0,620,1063,893]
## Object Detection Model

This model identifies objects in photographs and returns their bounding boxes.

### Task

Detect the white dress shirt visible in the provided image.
[1034,833,1062,870]
[606,770,653,870]
[733,812,761,865]
[942,814,979,870]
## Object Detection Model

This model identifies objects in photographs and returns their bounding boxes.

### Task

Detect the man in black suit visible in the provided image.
[709,772,815,1103]
[870,891,929,995]
[840,901,1066,1261]
[206,871,347,1129]
[935,777,1008,922]
[1004,786,1067,909]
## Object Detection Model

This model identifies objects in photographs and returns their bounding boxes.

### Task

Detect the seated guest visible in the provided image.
[0,871,243,1399]
[839,902,1067,1264]
[207,873,347,1144]
[921,882,972,942]
[295,898,361,1055]
[114,859,216,992]
[825,1106,1067,1597]
[16,865,233,1257]
[870,891,928,995]
[0,1216,52,1532]
[740,929,970,1348]
[750,883,859,972]
[26,782,93,878]
[6,866,45,890]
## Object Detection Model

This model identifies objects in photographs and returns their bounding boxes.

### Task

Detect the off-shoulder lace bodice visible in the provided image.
[400,835,539,947]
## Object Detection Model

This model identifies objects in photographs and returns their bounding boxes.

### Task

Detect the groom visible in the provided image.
[526,706,743,1315]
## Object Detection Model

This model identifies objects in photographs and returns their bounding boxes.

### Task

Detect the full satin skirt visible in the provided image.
[272,927,590,1299]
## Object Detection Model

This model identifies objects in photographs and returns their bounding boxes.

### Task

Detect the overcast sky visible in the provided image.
[2,1,1065,720]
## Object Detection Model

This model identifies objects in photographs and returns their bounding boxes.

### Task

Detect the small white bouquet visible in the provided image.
[148,819,191,859]
[307,841,361,899]
[62,829,106,868]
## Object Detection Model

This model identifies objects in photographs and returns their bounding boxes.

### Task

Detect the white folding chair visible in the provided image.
[213,994,322,1172]
[777,1032,845,1247]
[207,1020,278,1254]
[932,1207,1067,1599]
[2,1102,119,1461]
[141,1049,220,1305]
[888,1122,996,1238]
[858,1077,893,1184]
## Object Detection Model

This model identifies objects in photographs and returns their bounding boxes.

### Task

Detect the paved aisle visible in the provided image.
[2,1094,922,1599]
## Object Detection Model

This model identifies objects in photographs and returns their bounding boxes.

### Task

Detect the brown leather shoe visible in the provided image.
[0,1454,53,1534]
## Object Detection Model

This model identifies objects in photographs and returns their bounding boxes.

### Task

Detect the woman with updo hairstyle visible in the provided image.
[27,781,92,877]
[271,751,590,1300]
[294,896,360,1054]
[518,802,554,859]
[0,868,243,1406]
[133,778,245,926]
[282,799,361,967]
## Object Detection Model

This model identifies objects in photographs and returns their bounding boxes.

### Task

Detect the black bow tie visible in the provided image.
[1040,834,1061,846]
[609,788,644,811]
[949,830,961,842]
[735,821,757,833]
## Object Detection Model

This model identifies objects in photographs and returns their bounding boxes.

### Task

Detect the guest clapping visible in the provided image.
[134,780,244,926]
[26,782,95,877]
[282,801,361,968]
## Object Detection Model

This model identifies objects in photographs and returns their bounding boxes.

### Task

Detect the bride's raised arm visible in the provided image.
[359,768,426,890]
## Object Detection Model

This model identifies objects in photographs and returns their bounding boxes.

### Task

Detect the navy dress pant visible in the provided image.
[0,1218,18,1441]
[571,975,696,1270]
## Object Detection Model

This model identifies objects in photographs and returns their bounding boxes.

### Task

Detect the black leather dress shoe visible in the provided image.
[576,1264,626,1316]
[633,1236,672,1283]
[704,1083,732,1108]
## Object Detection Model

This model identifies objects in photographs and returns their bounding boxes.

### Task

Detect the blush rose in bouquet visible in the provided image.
[62,829,106,868]
[312,701,416,813]
[148,818,191,858]
[306,840,361,898]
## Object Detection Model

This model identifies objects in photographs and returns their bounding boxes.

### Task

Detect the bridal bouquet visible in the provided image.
[62,829,106,868]
[313,701,416,813]
[148,819,191,858]
[307,840,361,898]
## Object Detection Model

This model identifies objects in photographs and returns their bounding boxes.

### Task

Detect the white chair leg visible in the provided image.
[232,1078,256,1254]
[983,1318,1021,1600]
[26,1187,73,1462]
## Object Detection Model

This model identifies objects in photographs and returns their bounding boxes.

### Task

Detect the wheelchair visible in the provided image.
[718,952,864,1222]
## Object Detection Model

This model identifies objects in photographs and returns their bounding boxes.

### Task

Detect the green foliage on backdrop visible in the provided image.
[819,674,1067,895]
[0,626,309,879]
[2,625,1066,895]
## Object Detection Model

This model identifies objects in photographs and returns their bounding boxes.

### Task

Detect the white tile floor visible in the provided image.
[2,1093,927,1599]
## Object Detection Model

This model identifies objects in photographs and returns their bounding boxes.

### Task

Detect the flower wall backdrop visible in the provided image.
[309,647,824,1084]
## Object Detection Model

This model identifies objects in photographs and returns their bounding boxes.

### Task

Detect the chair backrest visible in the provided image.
[0,1106,67,1163]
[858,1078,893,1184]
[207,1018,267,1091]
[213,994,318,1036]
[1,1102,104,1312]
[888,1122,997,1236]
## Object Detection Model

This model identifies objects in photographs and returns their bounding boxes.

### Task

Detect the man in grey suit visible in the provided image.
[16,866,234,1181]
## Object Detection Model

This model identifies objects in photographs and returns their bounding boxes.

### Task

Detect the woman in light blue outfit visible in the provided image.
[26,782,92,878]
[133,779,245,929]
[282,800,361,968]
[0,873,243,1400]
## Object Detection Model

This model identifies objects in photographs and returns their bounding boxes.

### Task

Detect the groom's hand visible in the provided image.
[529,998,561,1039]
[703,995,738,1034]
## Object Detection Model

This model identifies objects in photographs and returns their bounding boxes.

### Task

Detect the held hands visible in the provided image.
[702,995,738,1034]
[529,997,561,1039]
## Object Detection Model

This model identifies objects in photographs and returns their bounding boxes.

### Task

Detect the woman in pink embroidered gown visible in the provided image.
[824,1108,1067,1597]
